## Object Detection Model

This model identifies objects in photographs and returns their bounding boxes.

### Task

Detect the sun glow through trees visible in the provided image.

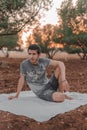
[19,0,77,49]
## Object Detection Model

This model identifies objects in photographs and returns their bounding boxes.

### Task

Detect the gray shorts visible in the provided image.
[38,75,59,102]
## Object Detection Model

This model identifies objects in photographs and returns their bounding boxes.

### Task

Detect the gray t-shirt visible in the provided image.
[20,58,50,96]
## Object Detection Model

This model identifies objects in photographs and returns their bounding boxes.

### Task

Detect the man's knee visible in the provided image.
[52,92,65,102]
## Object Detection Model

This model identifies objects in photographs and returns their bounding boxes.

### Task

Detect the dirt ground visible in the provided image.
[0,57,87,130]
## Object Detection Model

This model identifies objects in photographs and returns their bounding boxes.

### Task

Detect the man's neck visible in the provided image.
[29,60,39,66]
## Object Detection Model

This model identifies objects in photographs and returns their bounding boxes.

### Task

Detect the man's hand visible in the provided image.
[8,74,25,100]
[59,80,70,92]
[8,95,18,100]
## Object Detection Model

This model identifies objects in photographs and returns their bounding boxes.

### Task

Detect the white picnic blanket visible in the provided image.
[0,91,87,122]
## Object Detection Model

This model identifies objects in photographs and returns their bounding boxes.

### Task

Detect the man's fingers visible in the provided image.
[8,96,14,100]
[8,95,17,100]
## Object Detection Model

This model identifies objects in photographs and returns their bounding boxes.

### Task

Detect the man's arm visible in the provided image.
[49,59,66,81]
[49,59,69,92]
[8,74,25,100]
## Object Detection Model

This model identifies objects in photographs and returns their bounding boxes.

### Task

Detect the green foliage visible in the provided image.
[0,18,8,28]
[76,0,87,15]
[0,35,18,50]
[83,47,87,53]
[0,0,26,11]
[38,43,48,54]
[0,0,52,35]
[64,45,87,60]
[64,46,82,54]
[54,0,87,60]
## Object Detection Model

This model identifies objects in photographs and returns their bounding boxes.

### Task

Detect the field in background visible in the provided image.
[0,50,80,60]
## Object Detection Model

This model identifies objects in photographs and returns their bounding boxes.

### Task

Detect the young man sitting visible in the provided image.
[9,44,72,102]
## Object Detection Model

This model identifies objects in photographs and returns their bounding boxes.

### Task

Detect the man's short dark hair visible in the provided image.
[28,44,41,54]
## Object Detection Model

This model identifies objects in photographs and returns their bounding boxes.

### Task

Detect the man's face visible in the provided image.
[28,49,40,64]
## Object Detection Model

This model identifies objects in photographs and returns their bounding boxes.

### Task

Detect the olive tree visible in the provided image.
[0,0,53,35]
[53,0,87,60]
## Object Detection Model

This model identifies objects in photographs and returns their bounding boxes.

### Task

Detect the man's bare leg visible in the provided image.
[52,66,73,102]
[52,92,73,102]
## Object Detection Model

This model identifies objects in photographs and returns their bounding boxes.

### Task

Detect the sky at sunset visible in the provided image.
[40,0,77,25]
[21,0,77,48]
